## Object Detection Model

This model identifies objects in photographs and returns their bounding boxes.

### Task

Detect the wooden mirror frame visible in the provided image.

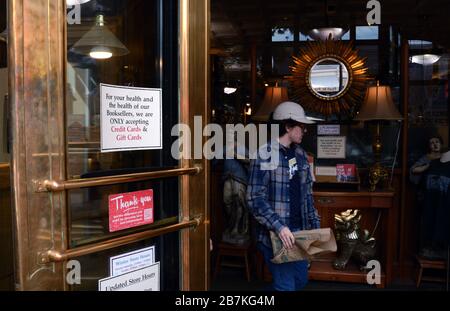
[288,39,371,116]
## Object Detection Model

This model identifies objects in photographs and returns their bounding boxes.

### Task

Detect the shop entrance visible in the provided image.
[8,0,209,291]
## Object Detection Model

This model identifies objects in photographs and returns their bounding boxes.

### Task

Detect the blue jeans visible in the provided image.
[258,243,309,291]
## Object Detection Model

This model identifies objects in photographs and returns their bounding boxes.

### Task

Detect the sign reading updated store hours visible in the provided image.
[100,84,162,152]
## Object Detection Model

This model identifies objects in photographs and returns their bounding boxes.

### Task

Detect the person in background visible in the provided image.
[410,135,443,185]
[247,101,321,291]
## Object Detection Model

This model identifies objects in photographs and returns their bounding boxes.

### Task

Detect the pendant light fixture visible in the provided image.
[66,0,91,5]
[308,27,347,41]
[71,14,129,60]
[307,0,347,41]
[410,40,441,66]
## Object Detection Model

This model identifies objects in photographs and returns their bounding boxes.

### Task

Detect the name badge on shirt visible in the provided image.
[289,158,298,180]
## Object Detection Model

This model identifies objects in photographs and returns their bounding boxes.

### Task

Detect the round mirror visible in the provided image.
[308,58,350,99]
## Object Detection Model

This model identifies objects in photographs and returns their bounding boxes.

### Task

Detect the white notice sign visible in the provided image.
[110,247,155,276]
[317,136,347,159]
[318,125,341,136]
[99,263,160,291]
[101,84,162,153]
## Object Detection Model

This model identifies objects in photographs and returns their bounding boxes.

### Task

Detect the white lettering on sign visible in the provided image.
[101,84,162,153]
[110,194,153,212]
[318,125,341,136]
[317,137,347,159]
[99,263,160,291]
[110,247,155,276]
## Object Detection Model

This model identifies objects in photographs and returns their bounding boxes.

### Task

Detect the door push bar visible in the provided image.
[39,216,202,264]
[36,165,202,193]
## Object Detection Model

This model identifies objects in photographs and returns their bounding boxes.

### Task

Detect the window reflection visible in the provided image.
[66,0,177,179]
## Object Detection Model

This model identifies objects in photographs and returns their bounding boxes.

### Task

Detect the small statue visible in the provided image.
[333,210,377,271]
[221,137,250,245]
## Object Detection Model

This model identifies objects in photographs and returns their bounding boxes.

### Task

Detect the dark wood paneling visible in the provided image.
[0,0,6,68]
[0,164,13,290]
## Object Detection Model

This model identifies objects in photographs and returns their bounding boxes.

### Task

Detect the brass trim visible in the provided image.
[36,166,202,193]
[39,216,202,264]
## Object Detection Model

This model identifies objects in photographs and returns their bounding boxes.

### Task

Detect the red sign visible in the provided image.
[336,164,357,182]
[109,190,154,233]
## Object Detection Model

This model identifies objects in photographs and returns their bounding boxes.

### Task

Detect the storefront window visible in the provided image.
[65,0,180,290]
[408,43,449,167]
[66,0,179,179]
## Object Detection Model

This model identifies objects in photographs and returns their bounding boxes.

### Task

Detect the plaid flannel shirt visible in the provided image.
[246,141,321,248]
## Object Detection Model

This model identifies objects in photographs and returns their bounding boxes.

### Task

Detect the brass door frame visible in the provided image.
[9,0,210,291]
[180,0,210,291]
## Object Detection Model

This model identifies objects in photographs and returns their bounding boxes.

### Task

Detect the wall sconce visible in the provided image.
[355,83,403,191]
[253,84,289,122]
[71,14,129,60]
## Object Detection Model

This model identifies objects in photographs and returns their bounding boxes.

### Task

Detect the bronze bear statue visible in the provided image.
[333,210,377,271]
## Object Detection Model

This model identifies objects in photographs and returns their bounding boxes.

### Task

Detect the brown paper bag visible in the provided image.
[270,228,337,264]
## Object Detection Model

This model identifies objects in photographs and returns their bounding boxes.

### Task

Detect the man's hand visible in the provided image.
[412,163,430,174]
[279,227,295,250]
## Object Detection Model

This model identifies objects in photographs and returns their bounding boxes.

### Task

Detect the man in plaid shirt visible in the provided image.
[247,101,320,291]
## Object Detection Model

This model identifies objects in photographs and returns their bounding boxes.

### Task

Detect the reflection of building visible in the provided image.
[310,64,349,93]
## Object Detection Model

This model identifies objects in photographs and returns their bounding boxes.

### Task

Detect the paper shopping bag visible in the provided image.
[270,228,337,264]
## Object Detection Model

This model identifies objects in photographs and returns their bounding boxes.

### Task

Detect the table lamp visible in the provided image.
[253,83,289,122]
[355,82,403,191]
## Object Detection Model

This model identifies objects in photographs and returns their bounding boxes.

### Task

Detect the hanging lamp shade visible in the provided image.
[66,0,91,5]
[411,54,441,66]
[71,15,129,59]
[355,84,403,121]
[253,85,289,122]
[308,27,347,41]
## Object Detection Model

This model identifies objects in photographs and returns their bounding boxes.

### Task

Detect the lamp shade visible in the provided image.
[71,15,129,59]
[308,28,347,41]
[411,54,441,66]
[253,85,289,121]
[66,0,91,5]
[355,85,403,121]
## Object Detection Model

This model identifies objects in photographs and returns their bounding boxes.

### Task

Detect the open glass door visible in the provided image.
[9,0,209,291]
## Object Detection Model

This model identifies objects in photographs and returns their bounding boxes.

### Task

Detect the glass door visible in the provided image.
[9,0,209,291]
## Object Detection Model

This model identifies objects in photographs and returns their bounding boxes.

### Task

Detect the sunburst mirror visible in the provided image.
[288,39,371,116]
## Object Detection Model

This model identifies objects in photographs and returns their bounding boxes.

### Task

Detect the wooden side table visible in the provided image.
[416,256,447,288]
[309,190,395,288]
[214,242,251,282]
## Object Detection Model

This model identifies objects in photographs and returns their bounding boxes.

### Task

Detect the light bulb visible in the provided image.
[66,0,91,6]
[90,46,113,59]
[411,54,441,66]
[224,87,237,95]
